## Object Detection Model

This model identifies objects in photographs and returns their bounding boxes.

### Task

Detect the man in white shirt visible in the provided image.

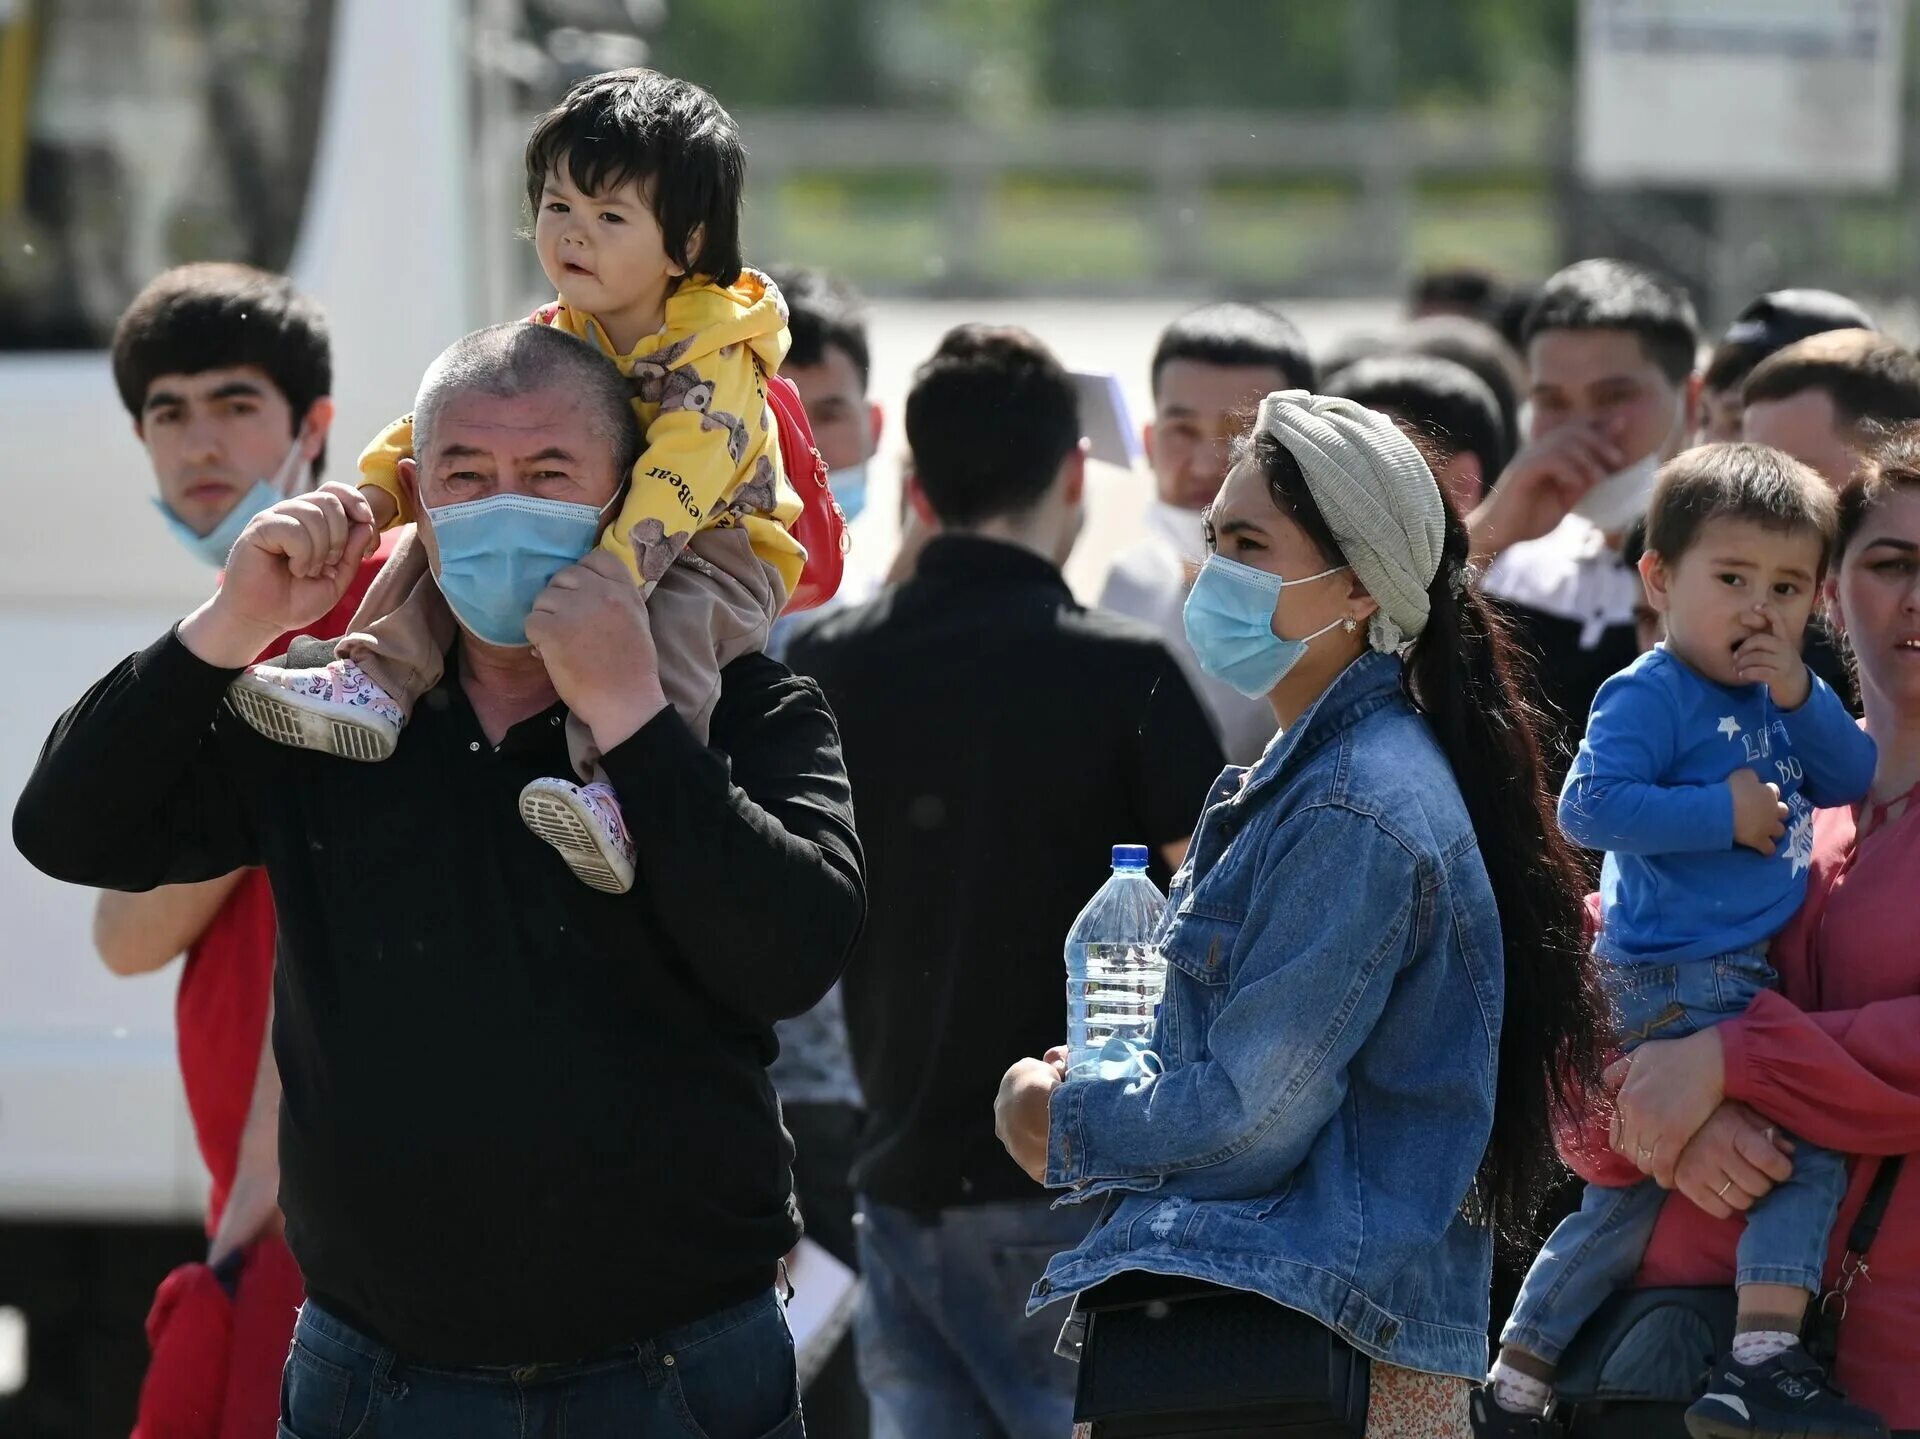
[1465,259,1701,779]
[1099,302,1315,763]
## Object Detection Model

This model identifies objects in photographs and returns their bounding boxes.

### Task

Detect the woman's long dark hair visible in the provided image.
[1254,431,1602,1236]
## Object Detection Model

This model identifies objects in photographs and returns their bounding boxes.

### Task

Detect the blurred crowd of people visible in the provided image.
[15,66,1920,1439]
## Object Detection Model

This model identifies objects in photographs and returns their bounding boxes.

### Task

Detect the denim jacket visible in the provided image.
[1031,651,1505,1380]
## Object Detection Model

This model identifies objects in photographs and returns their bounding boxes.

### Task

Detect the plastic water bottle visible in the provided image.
[1064,845,1168,1082]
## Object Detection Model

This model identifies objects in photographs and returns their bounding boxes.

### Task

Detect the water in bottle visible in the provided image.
[1064,845,1168,1081]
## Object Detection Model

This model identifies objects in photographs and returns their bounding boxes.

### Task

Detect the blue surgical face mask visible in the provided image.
[830,460,869,524]
[426,490,616,647]
[1182,552,1349,699]
[153,438,310,569]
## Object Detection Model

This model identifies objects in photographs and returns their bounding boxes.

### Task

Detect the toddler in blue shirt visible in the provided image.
[1483,445,1881,1439]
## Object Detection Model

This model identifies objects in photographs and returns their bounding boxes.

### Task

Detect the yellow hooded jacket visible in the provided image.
[357,270,806,601]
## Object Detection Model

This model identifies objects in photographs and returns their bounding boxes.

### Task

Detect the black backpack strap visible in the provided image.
[1807,1155,1905,1368]
[1844,1153,1904,1254]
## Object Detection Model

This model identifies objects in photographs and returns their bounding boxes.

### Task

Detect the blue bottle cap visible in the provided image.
[1112,844,1150,868]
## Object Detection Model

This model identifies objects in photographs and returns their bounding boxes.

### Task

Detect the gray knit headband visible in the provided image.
[1253,390,1446,654]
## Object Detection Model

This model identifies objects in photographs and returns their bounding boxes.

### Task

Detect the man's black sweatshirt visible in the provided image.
[13,631,864,1364]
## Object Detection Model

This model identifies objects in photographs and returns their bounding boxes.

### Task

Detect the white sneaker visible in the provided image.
[518,777,637,894]
[227,657,404,762]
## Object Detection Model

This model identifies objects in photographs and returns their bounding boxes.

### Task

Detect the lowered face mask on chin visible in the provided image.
[1569,397,1686,537]
[1568,451,1660,537]
[154,437,311,569]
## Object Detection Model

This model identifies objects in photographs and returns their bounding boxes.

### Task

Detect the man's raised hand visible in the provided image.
[1466,422,1624,563]
[526,549,668,753]
[178,482,378,668]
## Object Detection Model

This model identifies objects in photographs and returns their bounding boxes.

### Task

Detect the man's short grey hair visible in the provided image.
[412,322,642,481]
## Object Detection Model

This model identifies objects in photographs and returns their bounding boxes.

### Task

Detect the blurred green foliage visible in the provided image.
[649,0,1577,117]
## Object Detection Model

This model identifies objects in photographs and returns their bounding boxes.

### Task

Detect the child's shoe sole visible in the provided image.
[228,678,398,762]
[518,782,636,894]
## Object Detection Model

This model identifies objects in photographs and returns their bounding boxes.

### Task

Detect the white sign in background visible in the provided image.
[1579,0,1905,189]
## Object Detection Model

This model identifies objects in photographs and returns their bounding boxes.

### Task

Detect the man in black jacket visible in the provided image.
[787,325,1223,1439]
[14,322,863,1439]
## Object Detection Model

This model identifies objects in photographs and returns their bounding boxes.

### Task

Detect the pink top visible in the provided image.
[1567,791,1920,1424]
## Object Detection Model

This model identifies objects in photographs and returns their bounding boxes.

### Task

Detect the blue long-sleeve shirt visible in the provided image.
[1560,646,1876,965]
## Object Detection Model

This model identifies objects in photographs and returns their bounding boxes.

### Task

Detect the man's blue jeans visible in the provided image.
[854,1196,1092,1439]
[1502,947,1847,1363]
[278,1290,803,1438]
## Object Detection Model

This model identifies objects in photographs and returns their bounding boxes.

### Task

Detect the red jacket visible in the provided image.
[134,541,391,1439]
[1565,795,1920,1426]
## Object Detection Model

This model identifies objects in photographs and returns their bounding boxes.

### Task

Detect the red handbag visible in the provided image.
[766,371,848,613]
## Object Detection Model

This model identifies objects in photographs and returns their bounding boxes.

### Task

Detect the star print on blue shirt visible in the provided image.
[1559,645,1877,964]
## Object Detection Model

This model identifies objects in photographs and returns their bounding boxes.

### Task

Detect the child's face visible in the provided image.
[534,165,684,325]
[1641,516,1824,687]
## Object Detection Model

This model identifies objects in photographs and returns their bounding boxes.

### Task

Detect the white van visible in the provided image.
[0,0,505,1427]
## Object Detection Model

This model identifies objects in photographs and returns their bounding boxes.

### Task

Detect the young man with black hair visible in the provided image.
[773,266,882,522]
[1697,289,1875,445]
[767,264,917,617]
[1100,300,1315,763]
[115,261,335,553]
[1466,257,1703,775]
[1326,352,1510,518]
[95,261,381,1436]
[788,326,1222,1439]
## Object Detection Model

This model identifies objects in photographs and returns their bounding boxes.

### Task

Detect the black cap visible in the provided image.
[1721,289,1874,353]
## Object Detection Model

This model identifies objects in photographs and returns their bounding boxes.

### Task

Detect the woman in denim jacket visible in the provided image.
[996,393,1601,1437]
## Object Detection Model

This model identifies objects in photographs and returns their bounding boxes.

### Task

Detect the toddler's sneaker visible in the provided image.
[1686,1348,1887,1439]
[228,657,404,762]
[1469,1387,1561,1437]
[518,778,636,894]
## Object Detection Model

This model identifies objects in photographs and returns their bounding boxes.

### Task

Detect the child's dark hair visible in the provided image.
[906,325,1079,527]
[110,262,332,476]
[1646,443,1838,578]
[1521,258,1699,386]
[1252,429,1602,1236]
[524,68,746,286]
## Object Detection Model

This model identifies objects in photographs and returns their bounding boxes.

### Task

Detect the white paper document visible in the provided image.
[1071,370,1145,469]
[784,1238,859,1387]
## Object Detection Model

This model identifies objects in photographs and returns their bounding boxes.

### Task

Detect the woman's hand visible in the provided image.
[1607,1027,1726,1187]
[995,1051,1066,1184]
[1670,1102,1795,1219]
